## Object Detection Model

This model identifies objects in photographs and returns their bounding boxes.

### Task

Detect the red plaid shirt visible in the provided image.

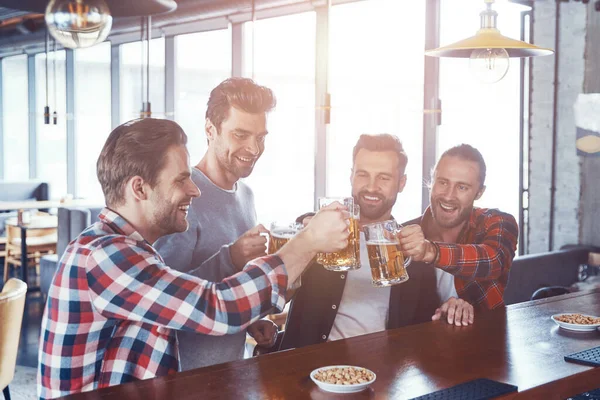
[421,207,518,310]
[38,208,288,399]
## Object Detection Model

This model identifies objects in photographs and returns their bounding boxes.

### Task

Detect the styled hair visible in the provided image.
[97,118,188,208]
[206,77,276,132]
[436,144,487,187]
[352,134,408,175]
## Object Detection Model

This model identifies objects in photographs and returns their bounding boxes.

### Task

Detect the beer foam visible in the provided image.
[271,229,297,239]
[366,239,399,245]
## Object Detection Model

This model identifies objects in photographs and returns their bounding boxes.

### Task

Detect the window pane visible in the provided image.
[75,42,112,201]
[36,51,67,199]
[328,0,426,222]
[120,38,165,123]
[2,55,29,181]
[243,12,316,224]
[175,28,231,163]
[438,0,527,220]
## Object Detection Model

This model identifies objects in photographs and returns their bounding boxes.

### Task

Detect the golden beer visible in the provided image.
[366,240,409,287]
[268,228,297,254]
[317,217,360,271]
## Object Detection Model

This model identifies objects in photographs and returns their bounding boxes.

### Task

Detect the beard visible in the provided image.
[151,193,189,236]
[353,189,398,222]
[430,197,471,229]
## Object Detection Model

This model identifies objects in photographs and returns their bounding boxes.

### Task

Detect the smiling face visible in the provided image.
[148,145,201,237]
[430,155,485,230]
[351,149,406,225]
[207,106,268,181]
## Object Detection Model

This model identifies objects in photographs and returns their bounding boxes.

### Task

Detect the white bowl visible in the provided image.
[310,365,376,394]
[551,313,600,332]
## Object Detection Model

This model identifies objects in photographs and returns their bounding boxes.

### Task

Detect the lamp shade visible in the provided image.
[425,27,554,58]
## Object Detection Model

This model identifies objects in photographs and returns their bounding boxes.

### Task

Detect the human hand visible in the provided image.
[432,297,474,326]
[247,319,279,348]
[302,202,349,253]
[396,224,437,263]
[230,224,269,270]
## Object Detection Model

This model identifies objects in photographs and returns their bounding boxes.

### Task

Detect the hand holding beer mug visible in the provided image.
[363,220,411,287]
[316,197,361,271]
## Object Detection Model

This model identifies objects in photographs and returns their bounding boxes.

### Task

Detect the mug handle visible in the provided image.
[392,223,412,267]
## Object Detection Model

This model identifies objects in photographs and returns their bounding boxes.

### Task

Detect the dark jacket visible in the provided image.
[279,215,439,350]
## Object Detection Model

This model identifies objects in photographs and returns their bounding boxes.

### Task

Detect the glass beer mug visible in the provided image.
[316,197,361,271]
[267,221,302,254]
[362,220,411,287]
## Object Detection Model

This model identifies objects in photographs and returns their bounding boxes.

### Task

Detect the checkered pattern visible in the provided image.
[425,207,518,310]
[38,208,288,399]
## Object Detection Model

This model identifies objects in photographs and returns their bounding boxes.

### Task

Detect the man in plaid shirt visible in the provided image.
[399,144,518,324]
[37,118,350,399]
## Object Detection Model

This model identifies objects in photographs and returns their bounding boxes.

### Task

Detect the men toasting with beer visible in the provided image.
[399,144,519,311]
[279,134,445,350]
[38,118,351,399]
[154,78,280,370]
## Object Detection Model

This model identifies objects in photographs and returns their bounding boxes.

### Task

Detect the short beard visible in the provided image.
[353,191,397,222]
[431,203,471,229]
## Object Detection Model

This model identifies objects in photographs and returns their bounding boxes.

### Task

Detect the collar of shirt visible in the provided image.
[99,207,148,244]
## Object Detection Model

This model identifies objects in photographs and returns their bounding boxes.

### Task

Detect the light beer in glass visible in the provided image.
[316,197,360,271]
[363,220,411,287]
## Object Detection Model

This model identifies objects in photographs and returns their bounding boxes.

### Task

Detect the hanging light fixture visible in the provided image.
[45,0,112,49]
[425,0,554,83]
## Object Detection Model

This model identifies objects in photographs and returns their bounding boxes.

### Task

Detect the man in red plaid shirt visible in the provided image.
[37,118,350,399]
[399,144,518,324]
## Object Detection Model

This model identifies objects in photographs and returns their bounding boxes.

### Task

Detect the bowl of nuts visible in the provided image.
[551,313,600,332]
[310,365,376,393]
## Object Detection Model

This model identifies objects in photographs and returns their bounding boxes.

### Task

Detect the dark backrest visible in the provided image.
[57,206,103,258]
[504,247,590,305]
[0,181,49,202]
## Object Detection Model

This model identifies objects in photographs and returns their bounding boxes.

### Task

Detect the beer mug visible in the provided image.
[267,221,302,254]
[316,197,360,271]
[362,220,411,287]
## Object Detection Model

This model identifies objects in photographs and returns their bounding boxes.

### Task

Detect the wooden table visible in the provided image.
[61,290,600,400]
[0,199,99,212]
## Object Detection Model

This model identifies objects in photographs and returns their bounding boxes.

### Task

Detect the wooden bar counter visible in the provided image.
[61,289,600,400]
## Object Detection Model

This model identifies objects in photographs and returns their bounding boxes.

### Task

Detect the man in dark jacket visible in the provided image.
[280,134,472,351]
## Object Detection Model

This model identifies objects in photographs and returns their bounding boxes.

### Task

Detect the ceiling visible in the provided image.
[0,0,308,42]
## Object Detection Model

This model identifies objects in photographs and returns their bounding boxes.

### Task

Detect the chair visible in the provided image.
[40,206,102,299]
[3,219,57,284]
[0,278,27,400]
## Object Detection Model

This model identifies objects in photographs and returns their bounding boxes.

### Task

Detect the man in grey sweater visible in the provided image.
[154,78,278,370]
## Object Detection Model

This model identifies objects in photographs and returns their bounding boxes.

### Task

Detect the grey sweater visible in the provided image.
[154,167,256,370]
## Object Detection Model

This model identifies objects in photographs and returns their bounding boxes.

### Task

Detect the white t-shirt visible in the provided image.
[435,268,458,303]
[328,232,391,341]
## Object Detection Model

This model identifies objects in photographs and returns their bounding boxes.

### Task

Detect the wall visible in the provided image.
[529,1,586,253]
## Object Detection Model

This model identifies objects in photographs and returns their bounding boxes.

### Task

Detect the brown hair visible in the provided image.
[352,134,408,175]
[206,77,276,132]
[437,144,486,187]
[97,118,188,207]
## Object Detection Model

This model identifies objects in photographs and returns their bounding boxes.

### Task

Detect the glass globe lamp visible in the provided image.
[469,48,509,84]
[45,0,112,49]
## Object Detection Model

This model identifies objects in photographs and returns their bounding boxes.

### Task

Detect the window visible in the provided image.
[242,12,316,224]
[120,38,165,123]
[327,0,426,222]
[2,55,29,181]
[74,42,112,201]
[175,28,231,163]
[35,50,67,199]
[438,0,527,220]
